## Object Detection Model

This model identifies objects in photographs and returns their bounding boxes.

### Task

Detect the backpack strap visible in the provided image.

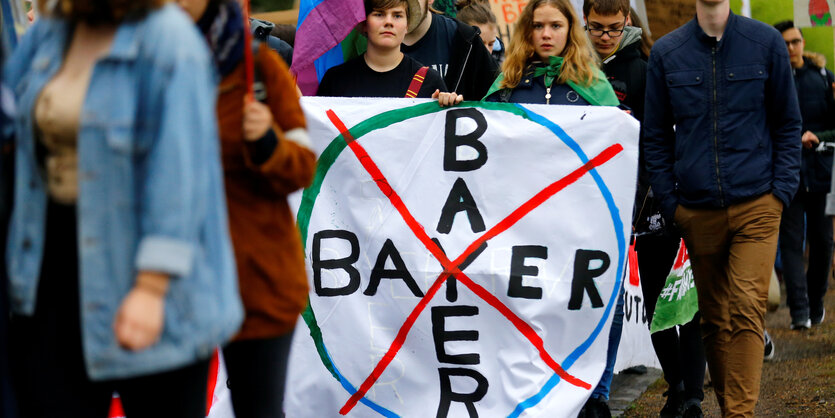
[405,66,430,98]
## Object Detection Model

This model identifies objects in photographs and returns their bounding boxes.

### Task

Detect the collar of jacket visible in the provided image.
[799,56,825,73]
[603,26,642,65]
[482,61,619,106]
[693,8,738,46]
[108,20,143,60]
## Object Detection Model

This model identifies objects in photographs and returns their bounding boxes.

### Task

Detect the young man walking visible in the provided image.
[774,20,835,331]
[402,0,498,100]
[642,0,802,416]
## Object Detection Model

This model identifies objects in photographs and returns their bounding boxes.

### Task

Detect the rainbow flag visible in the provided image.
[291,0,367,96]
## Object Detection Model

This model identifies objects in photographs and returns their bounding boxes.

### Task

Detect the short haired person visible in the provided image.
[586,1,707,416]
[584,0,643,118]
[643,0,802,416]
[3,0,243,416]
[402,0,498,99]
[317,0,459,105]
[773,20,835,330]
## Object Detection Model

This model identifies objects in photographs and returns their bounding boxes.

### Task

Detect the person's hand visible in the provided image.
[114,271,169,351]
[432,89,464,107]
[802,130,820,149]
[243,97,274,141]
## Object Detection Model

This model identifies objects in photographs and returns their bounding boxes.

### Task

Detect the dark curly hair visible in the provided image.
[39,0,168,25]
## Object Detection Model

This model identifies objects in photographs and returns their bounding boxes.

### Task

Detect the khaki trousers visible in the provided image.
[674,193,783,417]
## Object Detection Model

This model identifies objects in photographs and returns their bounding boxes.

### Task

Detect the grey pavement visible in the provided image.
[609,366,663,416]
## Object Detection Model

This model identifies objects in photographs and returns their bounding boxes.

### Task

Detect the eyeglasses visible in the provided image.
[586,20,626,38]
[785,38,803,48]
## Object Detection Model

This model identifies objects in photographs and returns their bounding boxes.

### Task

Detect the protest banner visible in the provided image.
[284,97,640,417]
[613,245,661,372]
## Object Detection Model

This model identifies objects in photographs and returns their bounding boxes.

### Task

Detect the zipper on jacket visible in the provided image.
[712,46,725,206]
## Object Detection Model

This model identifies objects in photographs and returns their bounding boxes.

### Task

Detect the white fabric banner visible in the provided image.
[283,98,641,417]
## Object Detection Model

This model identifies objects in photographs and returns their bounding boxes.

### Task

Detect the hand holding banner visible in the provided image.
[286,98,639,417]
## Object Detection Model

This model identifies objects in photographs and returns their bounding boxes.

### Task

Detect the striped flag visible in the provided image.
[291,0,367,96]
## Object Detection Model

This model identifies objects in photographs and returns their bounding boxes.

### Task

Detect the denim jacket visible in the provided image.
[643,11,802,221]
[3,4,243,380]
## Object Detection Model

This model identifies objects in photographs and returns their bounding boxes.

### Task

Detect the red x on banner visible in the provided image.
[325,110,623,415]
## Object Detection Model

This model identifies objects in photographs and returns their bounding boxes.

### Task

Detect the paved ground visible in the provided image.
[609,367,663,416]
[610,276,835,417]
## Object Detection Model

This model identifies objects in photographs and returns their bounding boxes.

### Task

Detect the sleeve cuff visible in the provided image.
[661,198,678,225]
[772,189,792,208]
[135,236,194,277]
[246,128,279,166]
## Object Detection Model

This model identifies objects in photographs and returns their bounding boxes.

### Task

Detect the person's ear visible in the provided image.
[626,14,632,26]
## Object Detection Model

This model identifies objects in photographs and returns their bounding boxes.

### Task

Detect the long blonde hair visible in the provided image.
[501,0,599,89]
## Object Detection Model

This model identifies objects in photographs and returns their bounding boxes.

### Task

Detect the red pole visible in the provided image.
[242,0,255,102]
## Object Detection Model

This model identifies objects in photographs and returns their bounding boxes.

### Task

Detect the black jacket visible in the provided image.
[598,27,658,233]
[445,16,499,100]
[602,27,647,122]
[794,56,835,193]
[643,12,801,220]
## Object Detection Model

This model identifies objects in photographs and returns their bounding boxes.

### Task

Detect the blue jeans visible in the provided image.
[591,283,625,400]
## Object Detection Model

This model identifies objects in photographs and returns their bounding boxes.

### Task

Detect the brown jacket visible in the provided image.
[218,44,315,340]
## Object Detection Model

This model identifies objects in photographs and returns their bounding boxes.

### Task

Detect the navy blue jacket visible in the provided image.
[794,57,835,193]
[643,11,802,220]
[483,64,590,105]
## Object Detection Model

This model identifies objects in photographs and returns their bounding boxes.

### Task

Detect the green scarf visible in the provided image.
[483,56,619,106]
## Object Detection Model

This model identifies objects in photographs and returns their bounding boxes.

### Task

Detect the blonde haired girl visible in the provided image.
[484,0,617,105]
